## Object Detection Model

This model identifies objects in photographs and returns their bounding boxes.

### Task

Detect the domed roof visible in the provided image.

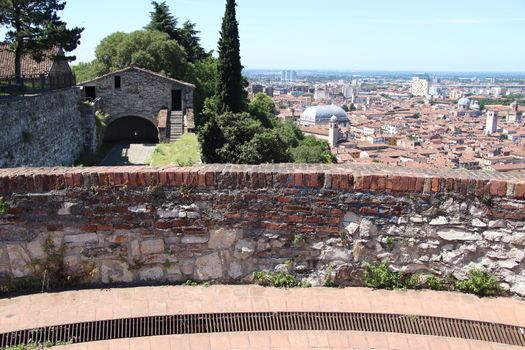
[300,105,349,125]
[458,97,471,106]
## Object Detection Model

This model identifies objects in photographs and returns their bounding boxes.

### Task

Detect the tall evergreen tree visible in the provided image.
[217,0,245,113]
[146,1,179,40]
[0,0,83,83]
[179,20,210,62]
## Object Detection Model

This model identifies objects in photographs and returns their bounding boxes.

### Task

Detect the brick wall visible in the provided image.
[1,164,524,295]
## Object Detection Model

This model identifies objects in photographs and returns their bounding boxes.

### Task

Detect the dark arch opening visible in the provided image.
[103,116,160,144]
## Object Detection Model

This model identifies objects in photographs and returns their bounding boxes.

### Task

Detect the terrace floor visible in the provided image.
[1,285,525,349]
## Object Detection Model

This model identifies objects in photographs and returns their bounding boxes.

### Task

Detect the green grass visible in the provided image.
[149,133,201,166]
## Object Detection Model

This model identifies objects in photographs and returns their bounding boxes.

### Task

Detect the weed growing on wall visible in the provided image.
[0,197,7,214]
[455,269,503,297]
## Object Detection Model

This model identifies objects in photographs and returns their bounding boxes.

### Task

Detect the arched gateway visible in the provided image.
[79,66,195,144]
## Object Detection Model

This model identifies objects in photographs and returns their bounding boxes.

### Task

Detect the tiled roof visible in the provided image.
[0,44,60,77]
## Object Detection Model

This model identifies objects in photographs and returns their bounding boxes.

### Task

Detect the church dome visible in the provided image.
[300,105,349,125]
[458,97,471,107]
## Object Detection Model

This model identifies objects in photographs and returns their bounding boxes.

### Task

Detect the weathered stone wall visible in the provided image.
[0,88,86,168]
[79,67,194,126]
[1,164,525,296]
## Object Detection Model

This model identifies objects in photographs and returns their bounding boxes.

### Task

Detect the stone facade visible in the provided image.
[78,67,194,135]
[0,88,87,168]
[1,164,525,296]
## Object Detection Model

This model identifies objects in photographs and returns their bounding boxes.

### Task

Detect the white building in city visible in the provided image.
[485,111,498,135]
[300,105,349,126]
[411,76,430,97]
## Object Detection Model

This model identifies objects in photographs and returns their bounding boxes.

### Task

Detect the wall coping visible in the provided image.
[1,164,525,199]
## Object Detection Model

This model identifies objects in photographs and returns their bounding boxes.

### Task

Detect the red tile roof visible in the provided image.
[0,44,61,77]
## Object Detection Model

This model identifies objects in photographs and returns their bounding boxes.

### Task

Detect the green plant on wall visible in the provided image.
[0,197,7,214]
[455,269,503,297]
[292,234,306,245]
[363,262,414,290]
[252,271,299,288]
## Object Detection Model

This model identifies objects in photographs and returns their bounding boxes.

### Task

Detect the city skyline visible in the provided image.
[1,0,525,72]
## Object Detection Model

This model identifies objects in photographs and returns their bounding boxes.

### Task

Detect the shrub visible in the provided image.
[0,197,7,214]
[292,234,306,245]
[363,262,412,290]
[455,269,503,297]
[252,271,298,288]
[425,275,446,291]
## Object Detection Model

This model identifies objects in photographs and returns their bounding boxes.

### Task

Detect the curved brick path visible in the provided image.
[2,286,525,349]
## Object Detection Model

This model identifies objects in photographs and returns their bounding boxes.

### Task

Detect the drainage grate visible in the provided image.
[1,312,525,348]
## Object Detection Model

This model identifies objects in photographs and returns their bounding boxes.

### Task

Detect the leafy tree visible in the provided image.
[217,0,246,113]
[341,104,349,112]
[71,60,105,83]
[0,0,83,83]
[291,136,337,164]
[94,30,189,80]
[248,93,277,128]
[349,103,357,111]
[145,1,179,40]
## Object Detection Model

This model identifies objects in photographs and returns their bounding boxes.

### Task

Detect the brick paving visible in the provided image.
[51,332,523,350]
[2,286,525,349]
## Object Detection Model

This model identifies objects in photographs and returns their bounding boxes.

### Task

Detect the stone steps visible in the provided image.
[169,111,184,142]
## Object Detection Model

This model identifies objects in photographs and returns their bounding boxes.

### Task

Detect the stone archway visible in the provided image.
[103,116,160,144]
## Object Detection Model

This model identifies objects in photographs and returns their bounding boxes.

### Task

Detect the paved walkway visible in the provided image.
[100,143,157,166]
[2,286,525,349]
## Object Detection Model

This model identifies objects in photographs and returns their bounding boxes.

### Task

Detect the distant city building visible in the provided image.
[449,90,463,100]
[264,86,274,97]
[429,86,442,96]
[411,75,430,97]
[300,105,349,126]
[329,116,339,147]
[485,111,498,135]
[281,70,297,82]
[342,85,354,98]
[314,88,328,100]
[249,84,263,95]
[458,97,471,110]
[506,101,522,123]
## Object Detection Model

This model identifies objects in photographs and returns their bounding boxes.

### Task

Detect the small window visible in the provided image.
[114,76,121,89]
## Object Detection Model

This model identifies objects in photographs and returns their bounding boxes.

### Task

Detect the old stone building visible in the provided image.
[78,66,195,143]
[0,45,75,90]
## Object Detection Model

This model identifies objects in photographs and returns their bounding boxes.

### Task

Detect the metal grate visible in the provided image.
[1,312,525,348]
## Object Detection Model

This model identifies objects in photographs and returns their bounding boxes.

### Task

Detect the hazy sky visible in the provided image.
[3,0,525,71]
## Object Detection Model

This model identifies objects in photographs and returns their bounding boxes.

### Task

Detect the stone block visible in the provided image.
[139,267,165,281]
[26,233,48,261]
[234,240,256,260]
[140,239,165,255]
[182,235,209,244]
[437,229,481,241]
[6,245,32,278]
[101,260,133,284]
[64,233,98,245]
[208,228,241,249]
[194,253,223,280]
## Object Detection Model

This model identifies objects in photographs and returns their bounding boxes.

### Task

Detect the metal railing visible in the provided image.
[0,72,76,97]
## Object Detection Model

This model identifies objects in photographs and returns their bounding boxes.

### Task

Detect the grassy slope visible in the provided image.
[149,133,202,166]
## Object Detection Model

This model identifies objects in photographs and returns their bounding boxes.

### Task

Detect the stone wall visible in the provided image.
[79,67,194,126]
[0,88,87,168]
[1,164,525,296]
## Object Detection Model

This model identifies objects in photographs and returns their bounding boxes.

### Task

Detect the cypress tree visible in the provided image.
[217,0,245,113]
